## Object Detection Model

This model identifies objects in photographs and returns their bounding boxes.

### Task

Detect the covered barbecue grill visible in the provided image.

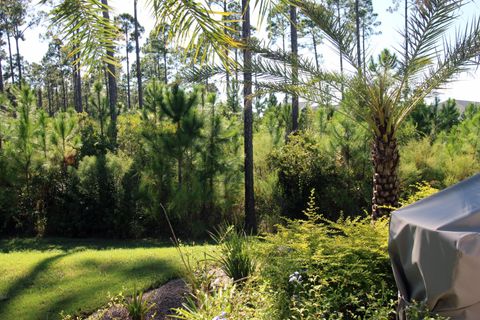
[389,174,480,319]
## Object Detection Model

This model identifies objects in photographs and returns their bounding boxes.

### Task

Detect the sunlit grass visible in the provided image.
[0,238,211,320]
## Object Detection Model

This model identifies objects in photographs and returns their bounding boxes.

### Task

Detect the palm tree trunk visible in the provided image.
[125,30,131,109]
[134,0,143,108]
[371,133,400,219]
[242,0,257,234]
[290,5,299,134]
[102,0,117,143]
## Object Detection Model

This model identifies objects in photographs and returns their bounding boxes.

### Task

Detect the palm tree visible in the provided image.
[253,0,480,219]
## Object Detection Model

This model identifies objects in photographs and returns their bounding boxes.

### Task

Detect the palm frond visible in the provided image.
[291,0,358,69]
[396,0,464,96]
[148,0,242,65]
[397,14,480,128]
[44,0,119,69]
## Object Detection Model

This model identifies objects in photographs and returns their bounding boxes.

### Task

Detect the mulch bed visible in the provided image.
[89,279,189,320]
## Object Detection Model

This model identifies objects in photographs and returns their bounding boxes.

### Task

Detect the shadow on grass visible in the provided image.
[0,237,175,253]
[0,251,182,320]
[0,252,71,317]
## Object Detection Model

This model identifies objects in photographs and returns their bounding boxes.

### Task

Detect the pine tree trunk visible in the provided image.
[163,41,168,84]
[47,83,53,115]
[290,5,299,134]
[0,54,4,92]
[125,30,131,109]
[371,133,400,219]
[134,0,143,108]
[6,31,14,85]
[61,74,67,112]
[223,0,230,94]
[55,86,59,113]
[177,121,183,186]
[404,0,409,100]
[14,27,22,84]
[355,0,361,68]
[362,23,366,73]
[312,32,319,71]
[242,0,257,234]
[282,23,288,104]
[73,51,83,112]
[37,87,43,109]
[337,2,344,98]
[101,0,117,143]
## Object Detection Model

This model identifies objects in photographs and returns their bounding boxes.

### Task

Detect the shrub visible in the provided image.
[269,132,369,221]
[256,193,397,319]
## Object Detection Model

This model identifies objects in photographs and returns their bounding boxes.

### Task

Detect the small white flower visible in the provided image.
[288,271,303,284]
[212,311,228,320]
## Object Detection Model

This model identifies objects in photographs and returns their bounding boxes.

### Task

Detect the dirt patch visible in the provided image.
[89,279,189,320]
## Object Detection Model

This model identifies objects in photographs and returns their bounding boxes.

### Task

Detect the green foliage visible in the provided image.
[257,205,396,319]
[269,127,370,220]
[211,226,256,282]
[125,286,155,320]
[405,301,450,320]
[173,281,279,320]
[0,238,210,320]
[400,182,438,207]
[400,135,480,191]
[409,98,460,138]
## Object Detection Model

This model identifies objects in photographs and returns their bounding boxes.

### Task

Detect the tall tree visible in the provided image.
[253,0,480,219]
[267,4,289,103]
[116,13,136,109]
[290,5,299,133]
[242,0,257,234]
[355,0,361,67]
[72,30,83,112]
[7,0,38,85]
[0,36,4,92]
[158,83,200,186]
[101,0,117,143]
[48,0,260,232]
[134,0,143,108]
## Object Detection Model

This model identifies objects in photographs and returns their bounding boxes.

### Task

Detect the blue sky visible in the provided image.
[19,0,480,102]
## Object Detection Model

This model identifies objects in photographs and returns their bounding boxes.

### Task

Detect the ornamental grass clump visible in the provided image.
[210,225,256,282]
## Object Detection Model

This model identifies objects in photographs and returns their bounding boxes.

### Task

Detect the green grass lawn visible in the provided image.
[0,238,210,320]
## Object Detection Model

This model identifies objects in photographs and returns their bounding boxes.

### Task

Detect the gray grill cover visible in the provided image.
[389,174,480,319]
